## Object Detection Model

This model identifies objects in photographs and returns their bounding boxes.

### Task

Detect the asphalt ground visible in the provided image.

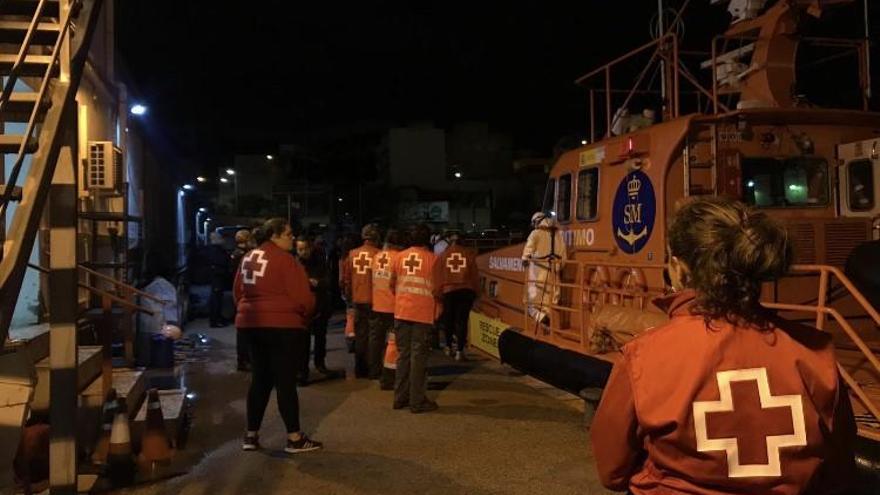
[118,314,612,495]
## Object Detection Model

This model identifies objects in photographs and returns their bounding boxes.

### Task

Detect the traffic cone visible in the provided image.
[137,389,173,474]
[380,331,398,390]
[91,388,117,465]
[345,308,356,353]
[107,397,135,487]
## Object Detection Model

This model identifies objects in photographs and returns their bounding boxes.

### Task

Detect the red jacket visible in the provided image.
[591,290,855,495]
[234,241,315,330]
[436,244,479,295]
[391,246,440,325]
[345,243,379,304]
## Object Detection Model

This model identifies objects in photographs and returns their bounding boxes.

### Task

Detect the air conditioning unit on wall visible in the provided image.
[86,141,122,190]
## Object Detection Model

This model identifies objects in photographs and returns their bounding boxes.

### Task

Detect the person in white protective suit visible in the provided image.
[521,212,567,325]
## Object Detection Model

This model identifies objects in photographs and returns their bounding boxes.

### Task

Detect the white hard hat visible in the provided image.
[531,212,546,224]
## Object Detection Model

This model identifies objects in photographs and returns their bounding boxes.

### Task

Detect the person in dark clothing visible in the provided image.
[296,236,344,385]
[207,232,231,328]
[231,229,254,371]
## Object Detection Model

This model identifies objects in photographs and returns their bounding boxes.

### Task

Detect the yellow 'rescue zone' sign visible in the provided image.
[468,311,508,359]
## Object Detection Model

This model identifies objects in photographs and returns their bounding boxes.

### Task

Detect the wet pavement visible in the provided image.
[118,315,611,495]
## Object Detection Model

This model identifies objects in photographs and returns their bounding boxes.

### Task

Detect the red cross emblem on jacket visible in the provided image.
[353,251,373,274]
[403,253,422,275]
[376,252,390,271]
[693,367,807,478]
[240,250,268,285]
[446,252,466,273]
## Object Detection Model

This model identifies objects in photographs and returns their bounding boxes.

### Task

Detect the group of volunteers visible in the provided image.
[230,218,478,454]
[227,196,862,495]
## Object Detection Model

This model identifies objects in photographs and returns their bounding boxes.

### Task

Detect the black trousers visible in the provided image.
[209,285,225,325]
[243,328,308,433]
[369,312,393,379]
[443,289,476,350]
[353,304,373,378]
[299,315,329,376]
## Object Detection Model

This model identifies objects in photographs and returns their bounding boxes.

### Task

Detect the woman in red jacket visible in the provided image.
[592,197,856,494]
[234,218,321,454]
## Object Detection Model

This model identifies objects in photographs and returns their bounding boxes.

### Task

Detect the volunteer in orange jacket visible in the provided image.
[370,228,404,380]
[234,218,322,454]
[436,232,479,360]
[390,223,441,413]
[591,198,855,494]
[344,224,381,378]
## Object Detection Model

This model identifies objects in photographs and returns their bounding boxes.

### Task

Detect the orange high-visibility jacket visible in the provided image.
[371,248,399,314]
[436,244,480,295]
[346,244,379,304]
[391,246,440,324]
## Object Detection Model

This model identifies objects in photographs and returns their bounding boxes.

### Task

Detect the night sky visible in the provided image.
[116,1,875,168]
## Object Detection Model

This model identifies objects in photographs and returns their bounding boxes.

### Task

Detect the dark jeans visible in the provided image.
[300,315,329,376]
[443,289,476,350]
[353,304,373,378]
[236,331,250,367]
[394,320,431,407]
[209,286,225,325]
[243,328,308,433]
[369,312,393,379]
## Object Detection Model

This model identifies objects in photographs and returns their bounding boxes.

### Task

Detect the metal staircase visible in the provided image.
[0,0,104,349]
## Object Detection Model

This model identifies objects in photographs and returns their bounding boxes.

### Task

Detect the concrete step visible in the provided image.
[5,323,50,362]
[0,20,61,45]
[0,133,38,153]
[0,53,55,77]
[132,389,189,451]
[81,368,147,419]
[30,345,102,413]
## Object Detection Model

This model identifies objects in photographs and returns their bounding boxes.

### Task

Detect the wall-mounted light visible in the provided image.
[198,207,207,213]
[337,197,344,202]
[130,103,148,116]
[453,172,462,179]
[266,154,274,160]
[581,140,587,145]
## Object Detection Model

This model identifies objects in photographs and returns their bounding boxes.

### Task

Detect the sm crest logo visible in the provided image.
[612,170,656,254]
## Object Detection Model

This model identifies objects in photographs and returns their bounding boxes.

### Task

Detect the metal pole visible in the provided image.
[865,0,872,99]
[658,0,667,115]
[589,90,596,143]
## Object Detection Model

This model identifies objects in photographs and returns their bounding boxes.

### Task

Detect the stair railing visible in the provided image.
[0,0,76,217]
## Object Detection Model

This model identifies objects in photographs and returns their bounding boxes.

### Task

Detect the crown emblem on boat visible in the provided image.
[627,175,642,198]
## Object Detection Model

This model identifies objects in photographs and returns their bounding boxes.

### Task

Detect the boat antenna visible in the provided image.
[865,0,872,99]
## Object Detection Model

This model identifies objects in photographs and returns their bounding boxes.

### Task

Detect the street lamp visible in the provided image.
[197,176,207,183]
[581,139,588,145]
[130,103,147,116]
[224,169,238,213]
[266,154,274,161]
[182,184,194,191]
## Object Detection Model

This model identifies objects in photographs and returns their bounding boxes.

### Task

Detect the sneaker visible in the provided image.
[284,435,323,454]
[242,434,260,451]
[455,350,466,362]
[410,399,438,414]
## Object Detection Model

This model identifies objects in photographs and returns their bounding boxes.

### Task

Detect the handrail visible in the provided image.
[78,283,155,316]
[78,264,169,305]
[0,0,48,113]
[0,1,75,217]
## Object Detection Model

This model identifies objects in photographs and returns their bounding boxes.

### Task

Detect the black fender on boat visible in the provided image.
[498,329,613,395]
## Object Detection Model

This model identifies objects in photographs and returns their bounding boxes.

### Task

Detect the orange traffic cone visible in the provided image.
[345,308,356,353]
[137,389,173,473]
[380,331,398,390]
[91,389,117,465]
[107,397,135,487]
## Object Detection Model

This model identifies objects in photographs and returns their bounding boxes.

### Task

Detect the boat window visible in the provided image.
[741,157,829,207]
[848,159,875,211]
[576,168,599,221]
[541,178,556,216]
[556,174,572,222]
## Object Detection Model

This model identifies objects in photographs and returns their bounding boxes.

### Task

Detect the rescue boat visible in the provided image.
[470,0,880,457]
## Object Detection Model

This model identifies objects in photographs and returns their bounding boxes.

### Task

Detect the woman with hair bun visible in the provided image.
[591,197,856,494]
